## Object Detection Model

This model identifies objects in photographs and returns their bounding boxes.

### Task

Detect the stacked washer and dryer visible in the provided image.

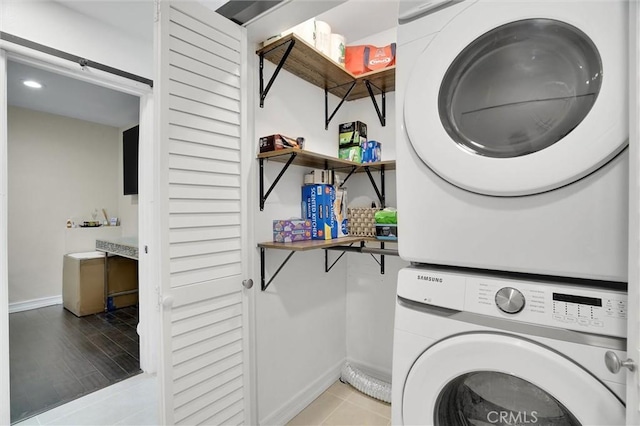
[393,0,631,424]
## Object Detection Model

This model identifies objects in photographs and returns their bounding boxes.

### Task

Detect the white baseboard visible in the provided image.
[345,358,392,383]
[9,295,62,313]
[259,358,344,426]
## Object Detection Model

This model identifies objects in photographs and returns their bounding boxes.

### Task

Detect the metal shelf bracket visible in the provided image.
[364,80,386,127]
[259,153,297,210]
[325,81,357,129]
[261,247,296,291]
[260,38,296,108]
[364,165,386,208]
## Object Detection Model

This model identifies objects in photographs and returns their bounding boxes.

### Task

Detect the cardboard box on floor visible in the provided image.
[107,256,138,309]
[63,252,138,317]
[63,252,105,317]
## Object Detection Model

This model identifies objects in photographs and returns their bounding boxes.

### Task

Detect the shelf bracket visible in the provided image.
[261,247,296,291]
[324,243,354,272]
[259,38,296,108]
[260,153,297,211]
[325,81,357,130]
[364,165,386,208]
[364,80,386,127]
[339,166,357,188]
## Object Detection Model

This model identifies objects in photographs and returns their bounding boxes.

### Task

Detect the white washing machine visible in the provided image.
[392,266,628,425]
[396,0,629,282]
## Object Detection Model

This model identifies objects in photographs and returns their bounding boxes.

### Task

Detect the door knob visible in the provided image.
[242,279,254,289]
[605,351,635,374]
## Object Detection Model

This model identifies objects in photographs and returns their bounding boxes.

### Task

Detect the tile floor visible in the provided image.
[10,305,141,423]
[13,374,386,425]
[287,380,392,426]
[13,372,158,425]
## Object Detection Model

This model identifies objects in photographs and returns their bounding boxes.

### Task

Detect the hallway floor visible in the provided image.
[9,304,141,424]
[287,380,392,426]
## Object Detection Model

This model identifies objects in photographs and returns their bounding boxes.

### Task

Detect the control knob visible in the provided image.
[495,287,525,314]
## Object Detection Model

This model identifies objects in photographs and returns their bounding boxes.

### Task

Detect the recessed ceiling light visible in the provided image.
[23,80,42,89]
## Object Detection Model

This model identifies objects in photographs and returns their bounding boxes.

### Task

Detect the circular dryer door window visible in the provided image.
[439,19,602,159]
[434,371,580,425]
[403,1,628,196]
[401,333,625,425]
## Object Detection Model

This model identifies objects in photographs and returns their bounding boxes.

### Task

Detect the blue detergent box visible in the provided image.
[302,184,337,240]
[361,140,382,163]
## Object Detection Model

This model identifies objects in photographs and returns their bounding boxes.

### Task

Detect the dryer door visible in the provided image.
[404,1,627,196]
[402,333,625,425]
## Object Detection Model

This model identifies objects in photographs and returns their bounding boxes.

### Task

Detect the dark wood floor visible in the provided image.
[9,305,141,424]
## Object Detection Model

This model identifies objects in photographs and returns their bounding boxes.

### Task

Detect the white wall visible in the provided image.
[342,26,408,382]
[1,1,153,79]
[253,56,351,424]
[252,22,406,419]
[7,106,123,304]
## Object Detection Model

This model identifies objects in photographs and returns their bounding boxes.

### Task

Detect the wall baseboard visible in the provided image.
[259,358,344,426]
[9,296,62,313]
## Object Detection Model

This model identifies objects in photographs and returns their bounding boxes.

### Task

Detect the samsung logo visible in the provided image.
[417,275,443,283]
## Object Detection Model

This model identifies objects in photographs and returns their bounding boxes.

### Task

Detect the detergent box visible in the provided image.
[362,140,382,163]
[338,145,363,163]
[301,184,337,240]
[339,121,367,146]
[273,219,312,243]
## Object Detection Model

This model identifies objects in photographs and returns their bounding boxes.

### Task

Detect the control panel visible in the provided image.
[397,267,627,338]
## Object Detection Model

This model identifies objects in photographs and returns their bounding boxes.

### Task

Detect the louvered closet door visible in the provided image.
[155,2,249,425]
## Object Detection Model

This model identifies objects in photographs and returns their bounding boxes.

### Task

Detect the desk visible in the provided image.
[96,237,138,311]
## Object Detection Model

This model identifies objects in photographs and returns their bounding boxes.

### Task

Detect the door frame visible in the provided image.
[626,2,640,424]
[0,40,158,425]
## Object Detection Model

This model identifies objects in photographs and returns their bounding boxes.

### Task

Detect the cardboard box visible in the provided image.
[339,145,363,163]
[339,121,367,146]
[273,219,312,243]
[302,184,337,240]
[63,251,105,317]
[304,169,334,185]
[334,188,348,238]
[107,256,138,310]
[362,140,382,163]
[259,134,304,153]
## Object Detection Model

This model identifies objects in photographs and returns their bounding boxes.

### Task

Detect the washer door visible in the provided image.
[404,1,627,196]
[402,333,625,425]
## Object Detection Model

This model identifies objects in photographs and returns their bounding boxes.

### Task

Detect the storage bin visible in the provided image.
[63,251,105,317]
[347,208,377,237]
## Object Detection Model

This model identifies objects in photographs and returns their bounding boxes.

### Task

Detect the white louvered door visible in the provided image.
[154,2,250,424]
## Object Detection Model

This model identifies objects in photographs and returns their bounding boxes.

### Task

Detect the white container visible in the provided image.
[330,34,346,66]
[314,20,332,56]
[291,18,316,45]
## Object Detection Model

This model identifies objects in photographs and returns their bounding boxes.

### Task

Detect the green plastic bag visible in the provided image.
[375,208,397,224]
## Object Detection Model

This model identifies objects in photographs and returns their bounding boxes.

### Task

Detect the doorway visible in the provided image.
[1,50,156,424]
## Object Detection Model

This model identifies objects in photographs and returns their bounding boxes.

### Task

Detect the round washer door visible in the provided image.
[402,333,625,425]
[404,1,627,196]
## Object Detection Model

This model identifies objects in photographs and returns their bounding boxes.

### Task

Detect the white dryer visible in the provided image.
[396,0,629,282]
[392,266,628,425]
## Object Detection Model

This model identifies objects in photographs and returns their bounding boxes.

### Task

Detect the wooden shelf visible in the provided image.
[258,237,398,291]
[258,236,367,252]
[258,148,396,172]
[257,33,396,102]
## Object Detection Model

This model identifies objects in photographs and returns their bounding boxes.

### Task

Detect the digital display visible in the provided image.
[553,293,602,307]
